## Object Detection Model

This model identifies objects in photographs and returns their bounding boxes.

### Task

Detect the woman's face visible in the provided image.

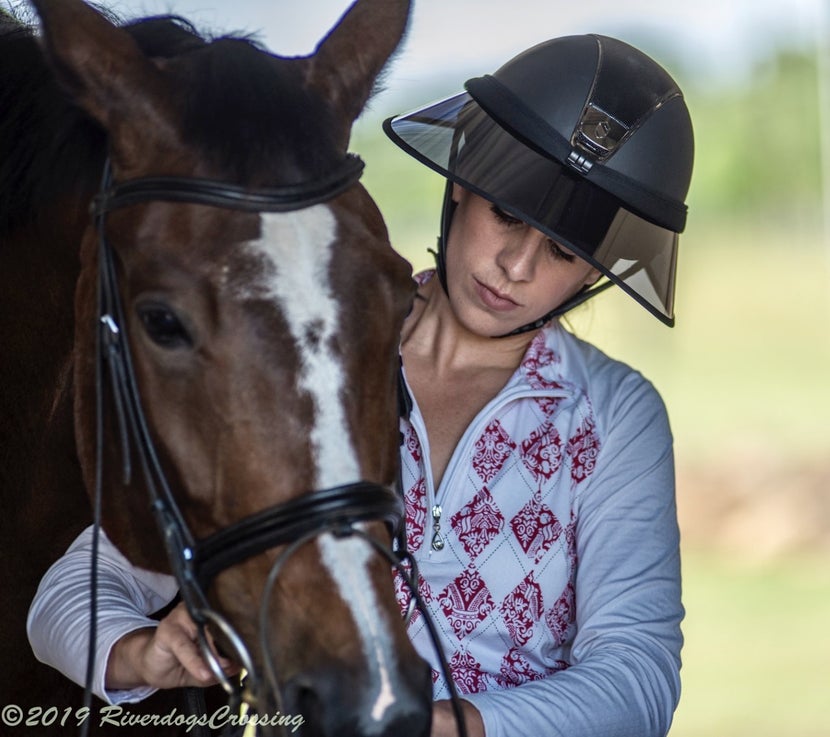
[444,185,600,336]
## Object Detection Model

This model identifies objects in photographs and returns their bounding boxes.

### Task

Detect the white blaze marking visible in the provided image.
[256,208,359,486]
[248,209,398,728]
[319,532,398,729]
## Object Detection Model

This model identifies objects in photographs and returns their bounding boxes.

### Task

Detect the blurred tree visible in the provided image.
[688,46,822,226]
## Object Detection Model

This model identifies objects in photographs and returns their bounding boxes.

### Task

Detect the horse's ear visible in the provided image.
[30,0,175,170]
[307,0,411,142]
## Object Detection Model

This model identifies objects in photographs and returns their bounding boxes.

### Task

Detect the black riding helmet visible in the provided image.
[383,34,694,332]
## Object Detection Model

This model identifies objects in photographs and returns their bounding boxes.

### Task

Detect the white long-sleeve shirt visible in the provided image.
[395,320,683,737]
[28,313,683,734]
[27,527,178,704]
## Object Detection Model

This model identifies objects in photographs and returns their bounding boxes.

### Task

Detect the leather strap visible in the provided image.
[192,482,403,588]
[92,154,364,215]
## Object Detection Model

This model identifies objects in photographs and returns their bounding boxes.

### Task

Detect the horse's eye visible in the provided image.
[137,304,193,349]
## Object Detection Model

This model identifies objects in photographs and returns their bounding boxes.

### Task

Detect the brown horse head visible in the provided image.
[29,0,429,734]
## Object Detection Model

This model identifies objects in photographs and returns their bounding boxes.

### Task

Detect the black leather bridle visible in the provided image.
[84,157,467,736]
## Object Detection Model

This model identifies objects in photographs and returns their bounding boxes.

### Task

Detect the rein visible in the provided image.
[87,158,467,736]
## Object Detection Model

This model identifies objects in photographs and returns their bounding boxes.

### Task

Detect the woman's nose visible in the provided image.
[496,229,543,282]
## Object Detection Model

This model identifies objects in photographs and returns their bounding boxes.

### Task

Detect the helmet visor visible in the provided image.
[384,92,679,325]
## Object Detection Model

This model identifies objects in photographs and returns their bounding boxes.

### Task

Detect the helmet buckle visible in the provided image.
[572,103,628,160]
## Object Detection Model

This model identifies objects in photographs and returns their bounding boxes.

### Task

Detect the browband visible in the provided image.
[92,153,365,215]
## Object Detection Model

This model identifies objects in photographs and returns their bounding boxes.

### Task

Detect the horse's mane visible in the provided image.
[0,7,340,237]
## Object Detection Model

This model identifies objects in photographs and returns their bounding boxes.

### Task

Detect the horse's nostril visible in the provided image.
[279,679,323,735]
[295,684,321,718]
[383,712,432,737]
[280,672,432,737]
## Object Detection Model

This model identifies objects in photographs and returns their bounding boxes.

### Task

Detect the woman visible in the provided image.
[29,33,693,737]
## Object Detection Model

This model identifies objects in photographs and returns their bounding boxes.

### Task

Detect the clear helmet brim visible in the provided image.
[385,92,679,325]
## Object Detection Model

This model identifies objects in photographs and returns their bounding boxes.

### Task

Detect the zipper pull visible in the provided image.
[431,505,445,551]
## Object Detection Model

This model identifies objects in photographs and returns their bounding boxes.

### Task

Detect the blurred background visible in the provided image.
[81,0,830,733]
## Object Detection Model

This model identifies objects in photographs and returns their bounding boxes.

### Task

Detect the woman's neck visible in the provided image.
[401,276,537,376]
[401,277,543,488]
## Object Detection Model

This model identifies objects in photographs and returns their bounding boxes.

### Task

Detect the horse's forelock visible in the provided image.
[123,14,208,56]
[172,39,343,185]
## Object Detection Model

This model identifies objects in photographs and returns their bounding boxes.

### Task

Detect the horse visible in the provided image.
[0,0,432,735]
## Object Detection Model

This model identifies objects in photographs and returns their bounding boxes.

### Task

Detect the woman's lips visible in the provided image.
[474,278,520,311]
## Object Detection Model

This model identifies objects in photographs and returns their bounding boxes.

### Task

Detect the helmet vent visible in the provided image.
[566,149,594,174]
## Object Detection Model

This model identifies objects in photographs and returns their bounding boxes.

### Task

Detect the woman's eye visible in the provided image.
[548,241,576,263]
[490,204,522,226]
[137,304,193,349]
[489,203,577,263]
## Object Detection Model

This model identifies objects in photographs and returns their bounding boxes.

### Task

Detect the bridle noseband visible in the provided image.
[193,482,404,591]
[87,156,468,736]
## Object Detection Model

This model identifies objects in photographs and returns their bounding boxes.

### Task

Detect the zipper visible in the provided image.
[402,370,570,555]
[431,505,444,551]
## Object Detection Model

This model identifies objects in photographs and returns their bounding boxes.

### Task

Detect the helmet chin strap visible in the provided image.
[431,179,455,294]
[496,278,614,337]
[433,179,615,339]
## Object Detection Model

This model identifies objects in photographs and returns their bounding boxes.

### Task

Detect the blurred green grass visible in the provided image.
[671,550,830,737]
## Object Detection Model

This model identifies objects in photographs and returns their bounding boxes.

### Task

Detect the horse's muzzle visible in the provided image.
[275,658,433,737]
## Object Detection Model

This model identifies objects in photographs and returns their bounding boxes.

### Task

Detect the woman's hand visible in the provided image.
[107,606,484,737]
[432,699,485,737]
[105,601,239,691]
